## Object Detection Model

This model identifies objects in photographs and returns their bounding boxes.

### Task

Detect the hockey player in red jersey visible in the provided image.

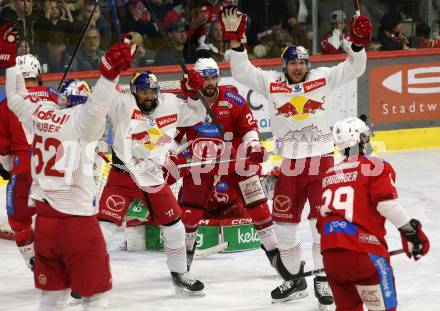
[221,6,372,308]
[175,57,278,270]
[4,27,133,309]
[0,51,58,270]
[97,71,207,295]
[318,117,430,311]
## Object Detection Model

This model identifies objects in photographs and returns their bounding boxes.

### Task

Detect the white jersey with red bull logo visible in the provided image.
[108,91,205,189]
[228,46,366,159]
[5,66,116,216]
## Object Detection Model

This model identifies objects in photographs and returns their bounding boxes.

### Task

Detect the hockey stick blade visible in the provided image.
[194,242,229,259]
[290,248,406,280]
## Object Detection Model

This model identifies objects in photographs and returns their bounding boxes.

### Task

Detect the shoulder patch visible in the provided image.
[224,89,244,107]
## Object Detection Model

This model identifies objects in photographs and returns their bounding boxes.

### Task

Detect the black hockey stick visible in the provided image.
[290,249,405,280]
[138,0,225,136]
[56,0,99,91]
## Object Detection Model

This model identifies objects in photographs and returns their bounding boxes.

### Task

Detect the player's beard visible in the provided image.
[202,86,218,98]
[138,98,157,115]
[289,69,306,84]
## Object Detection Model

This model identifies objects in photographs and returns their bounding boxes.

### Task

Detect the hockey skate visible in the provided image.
[314,275,334,310]
[171,272,205,296]
[187,249,195,271]
[261,244,279,268]
[271,261,308,303]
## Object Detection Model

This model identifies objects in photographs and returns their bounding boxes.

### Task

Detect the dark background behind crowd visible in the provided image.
[1,0,439,74]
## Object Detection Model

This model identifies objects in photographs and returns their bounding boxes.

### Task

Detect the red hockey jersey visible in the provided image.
[0,86,58,174]
[317,155,398,258]
[177,85,258,169]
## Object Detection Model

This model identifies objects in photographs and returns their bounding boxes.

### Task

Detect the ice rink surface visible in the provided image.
[0,149,439,311]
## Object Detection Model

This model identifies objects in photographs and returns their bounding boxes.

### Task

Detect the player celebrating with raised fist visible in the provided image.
[220,5,372,309]
[319,117,430,311]
[175,57,279,271]
[4,27,133,310]
[97,71,207,296]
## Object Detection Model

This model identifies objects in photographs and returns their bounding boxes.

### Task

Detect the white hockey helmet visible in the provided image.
[332,117,371,151]
[194,57,220,77]
[16,54,42,80]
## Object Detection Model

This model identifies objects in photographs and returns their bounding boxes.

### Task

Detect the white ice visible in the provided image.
[0,149,439,311]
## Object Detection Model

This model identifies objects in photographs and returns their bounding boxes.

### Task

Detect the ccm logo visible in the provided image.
[383,67,440,94]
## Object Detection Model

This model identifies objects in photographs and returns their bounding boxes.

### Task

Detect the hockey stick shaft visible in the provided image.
[291,249,405,280]
[138,0,225,136]
[109,0,122,42]
[354,0,361,16]
[57,0,99,91]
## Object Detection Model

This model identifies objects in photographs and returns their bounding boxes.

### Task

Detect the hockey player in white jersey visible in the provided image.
[220,6,372,309]
[4,36,133,310]
[97,71,207,295]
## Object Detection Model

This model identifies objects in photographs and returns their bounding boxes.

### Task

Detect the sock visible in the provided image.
[38,289,70,311]
[160,220,187,273]
[246,203,278,251]
[309,219,325,276]
[275,222,302,275]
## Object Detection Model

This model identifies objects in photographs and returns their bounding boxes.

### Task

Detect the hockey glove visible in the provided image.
[180,69,204,99]
[350,15,372,46]
[0,164,11,180]
[99,42,133,81]
[399,219,430,261]
[220,6,247,41]
[246,141,267,164]
[0,22,18,68]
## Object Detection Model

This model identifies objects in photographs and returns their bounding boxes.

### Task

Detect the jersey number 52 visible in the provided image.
[31,134,65,177]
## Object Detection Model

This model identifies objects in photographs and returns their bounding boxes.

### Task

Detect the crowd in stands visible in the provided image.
[1,0,439,74]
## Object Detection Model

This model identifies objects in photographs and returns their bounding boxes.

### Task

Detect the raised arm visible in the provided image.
[77,41,133,141]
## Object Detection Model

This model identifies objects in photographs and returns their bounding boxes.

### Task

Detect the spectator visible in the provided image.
[0,0,37,44]
[377,12,409,50]
[130,32,156,67]
[196,20,225,62]
[73,0,111,49]
[17,39,33,56]
[286,0,312,26]
[34,0,75,52]
[125,0,158,36]
[290,22,313,53]
[154,21,197,66]
[253,25,291,59]
[39,31,71,73]
[410,23,440,48]
[320,10,351,54]
[70,27,105,71]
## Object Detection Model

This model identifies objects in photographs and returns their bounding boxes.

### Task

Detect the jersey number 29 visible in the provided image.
[322,186,354,222]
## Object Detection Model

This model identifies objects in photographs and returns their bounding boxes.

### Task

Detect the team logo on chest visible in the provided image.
[192,138,225,160]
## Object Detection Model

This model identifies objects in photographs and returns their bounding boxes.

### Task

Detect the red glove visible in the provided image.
[350,15,372,46]
[246,141,267,164]
[219,6,247,41]
[0,23,18,68]
[399,219,430,261]
[99,42,133,80]
[180,69,204,99]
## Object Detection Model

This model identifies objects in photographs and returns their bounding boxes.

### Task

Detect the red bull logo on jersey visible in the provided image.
[131,127,172,150]
[131,110,147,121]
[276,96,324,120]
[33,106,70,125]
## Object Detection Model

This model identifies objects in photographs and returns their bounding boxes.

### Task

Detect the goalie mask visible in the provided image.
[281,45,310,84]
[60,79,92,108]
[130,71,160,115]
[333,117,371,155]
[16,54,43,85]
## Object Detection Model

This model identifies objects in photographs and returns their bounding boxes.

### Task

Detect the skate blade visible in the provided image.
[174,286,206,297]
[271,290,308,303]
[317,303,333,311]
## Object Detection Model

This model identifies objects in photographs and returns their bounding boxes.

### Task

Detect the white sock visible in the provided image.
[38,289,70,311]
[275,222,302,275]
[256,225,278,251]
[18,242,35,270]
[186,231,197,251]
[309,219,325,276]
[82,292,109,311]
[160,220,187,273]
[99,221,119,247]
